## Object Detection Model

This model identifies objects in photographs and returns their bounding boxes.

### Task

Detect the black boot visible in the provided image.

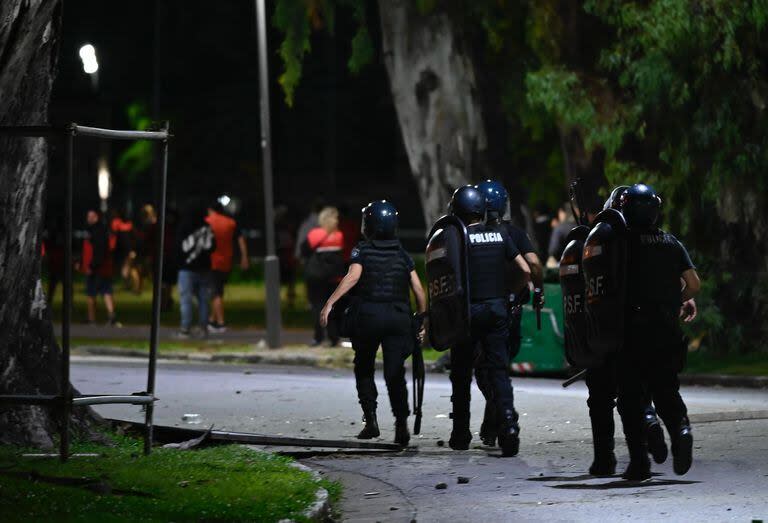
[479,402,498,447]
[394,417,410,447]
[449,412,472,450]
[589,413,616,476]
[622,441,651,481]
[645,410,668,464]
[498,410,520,457]
[589,451,617,477]
[671,418,693,475]
[449,398,471,450]
[356,410,380,439]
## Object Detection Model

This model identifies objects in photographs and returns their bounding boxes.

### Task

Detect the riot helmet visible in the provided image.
[476,179,508,221]
[449,185,486,223]
[361,200,398,240]
[603,185,629,211]
[619,183,662,227]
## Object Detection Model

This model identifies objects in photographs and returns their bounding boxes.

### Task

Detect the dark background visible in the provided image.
[48,0,423,251]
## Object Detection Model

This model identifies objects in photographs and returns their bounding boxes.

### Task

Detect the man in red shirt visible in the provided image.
[79,209,120,326]
[206,202,249,332]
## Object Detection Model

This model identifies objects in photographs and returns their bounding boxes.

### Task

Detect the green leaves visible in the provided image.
[273,0,371,106]
[116,102,155,181]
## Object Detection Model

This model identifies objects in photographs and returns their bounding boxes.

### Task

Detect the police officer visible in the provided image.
[445,185,531,456]
[570,186,670,476]
[474,180,544,447]
[320,200,427,447]
[615,184,700,480]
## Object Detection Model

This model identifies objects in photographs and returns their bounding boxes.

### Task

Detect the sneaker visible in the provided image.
[175,329,191,339]
[308,339,323,348]
[108,317,123,328]
[207,321,227,334]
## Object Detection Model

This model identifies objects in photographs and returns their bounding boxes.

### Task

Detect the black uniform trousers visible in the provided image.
[586,360,618,454]
[617,348,688,454]
[351,301,413,419]
[477,306,522,430]
[451,298,518,432]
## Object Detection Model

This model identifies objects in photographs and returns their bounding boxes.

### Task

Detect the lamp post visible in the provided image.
[255,0,282,348]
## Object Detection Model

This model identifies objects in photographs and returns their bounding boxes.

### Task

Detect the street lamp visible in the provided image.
[97,158,111,213]
[78,43,99,90]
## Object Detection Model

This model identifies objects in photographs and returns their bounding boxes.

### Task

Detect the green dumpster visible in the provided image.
[513,281,569,374]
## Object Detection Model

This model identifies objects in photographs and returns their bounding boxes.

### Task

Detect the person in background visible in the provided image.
[79,209,120,326]
[275,205,298,309]
[532,202,553,258]
[296,198,326,308]
[546,204,575,268]
[205,201,249,333]
[109,208,136,292]
[161,207,179,312]
[176,202,215,338]
[136,204,158,295]
[303,206,345,346]
[337,203,361,262]
[42,218,65,303]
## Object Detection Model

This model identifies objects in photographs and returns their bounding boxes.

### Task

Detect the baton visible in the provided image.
[412,346,424,434]
[561,369,587,388]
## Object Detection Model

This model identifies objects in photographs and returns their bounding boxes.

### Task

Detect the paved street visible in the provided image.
[72,358,768,522]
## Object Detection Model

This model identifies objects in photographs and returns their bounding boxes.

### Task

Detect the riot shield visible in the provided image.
[582,208,628,357]
[559,225,604,368]
[425,215,471,351]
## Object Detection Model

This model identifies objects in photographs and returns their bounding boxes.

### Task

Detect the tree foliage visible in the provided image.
[272,0,371,106]
[273,0,768,351]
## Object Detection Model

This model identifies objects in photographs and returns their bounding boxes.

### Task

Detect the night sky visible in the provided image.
[48,0,422,242]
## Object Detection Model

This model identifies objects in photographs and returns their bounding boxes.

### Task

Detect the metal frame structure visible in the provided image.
[0,122,171,461]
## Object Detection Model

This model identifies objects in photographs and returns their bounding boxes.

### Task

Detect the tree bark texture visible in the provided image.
[0,0,99,448]
[378,0,487,227]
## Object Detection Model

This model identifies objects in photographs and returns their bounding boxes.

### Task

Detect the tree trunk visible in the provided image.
[0,0,101,448]
[377,0,487,227]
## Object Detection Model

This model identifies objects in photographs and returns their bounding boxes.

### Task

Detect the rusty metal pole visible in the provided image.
[144,122,169,455]
[60,125,75,462]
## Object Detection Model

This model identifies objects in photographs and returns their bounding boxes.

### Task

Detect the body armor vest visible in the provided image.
[357,240,410,303]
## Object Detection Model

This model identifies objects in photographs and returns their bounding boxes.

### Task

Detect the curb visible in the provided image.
[243,446,331,522]
[680,373,768,389]
[284,461,331,522]
[74,345,380,370]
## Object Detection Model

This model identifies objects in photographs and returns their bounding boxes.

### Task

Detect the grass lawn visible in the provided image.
[71,337,257,353]
[50,279,315,329]
[684,350,768,376]
[0,434,339,522]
